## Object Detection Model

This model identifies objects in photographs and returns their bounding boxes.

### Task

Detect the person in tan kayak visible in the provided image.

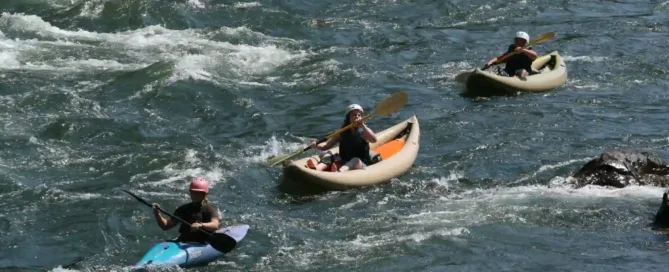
[306,104,379,172]
[484,31,538,78]
[152,178,220,243]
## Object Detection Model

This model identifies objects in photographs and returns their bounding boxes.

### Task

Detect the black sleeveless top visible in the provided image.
[173,202,218,243]
[339,128,372,164]
[504,44,533,75]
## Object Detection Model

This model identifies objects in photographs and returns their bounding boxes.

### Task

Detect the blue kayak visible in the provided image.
[133,225,249,269]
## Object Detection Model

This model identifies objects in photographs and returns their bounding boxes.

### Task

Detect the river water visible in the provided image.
[1,0,669,271]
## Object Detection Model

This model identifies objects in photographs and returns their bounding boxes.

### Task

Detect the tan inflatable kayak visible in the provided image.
[465,51,567,95]
[282,115,420,190]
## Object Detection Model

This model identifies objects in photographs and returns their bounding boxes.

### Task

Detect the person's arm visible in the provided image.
[192,218,220,232]
[320,135,340,149]
[309,135,340,150]
[360,124,377,143]
[519,48,538,60]
[351,117,377,143]
[485,46,514,67]
[191,206,221,232]
[152,204,178,230]
[485,55,501,66]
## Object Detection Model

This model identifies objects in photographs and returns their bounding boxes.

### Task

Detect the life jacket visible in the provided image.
[339,128,372,164]
[175,202,216,243]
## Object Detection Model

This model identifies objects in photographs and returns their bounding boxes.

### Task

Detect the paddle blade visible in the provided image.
[209,233,238,253]
[267,149,304,167]
[373,91,408,116]
[529,32,555,46]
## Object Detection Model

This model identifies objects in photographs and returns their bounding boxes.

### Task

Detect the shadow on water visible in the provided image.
[276,174,333,204]
[1,256,87,272]
[58,257,86,270]
[458,84,523,99]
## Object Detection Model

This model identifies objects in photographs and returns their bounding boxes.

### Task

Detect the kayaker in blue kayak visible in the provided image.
[483,31,538,78]
[306,104,379,172]
[152,178,220,243]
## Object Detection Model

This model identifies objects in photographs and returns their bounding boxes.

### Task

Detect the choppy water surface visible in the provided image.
[1,0,669,271]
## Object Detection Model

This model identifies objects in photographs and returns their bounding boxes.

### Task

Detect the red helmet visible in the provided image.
[189,177,209,193]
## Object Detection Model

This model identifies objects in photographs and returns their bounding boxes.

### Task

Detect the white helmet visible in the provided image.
[346,104,364,115]
[515,31,529,42]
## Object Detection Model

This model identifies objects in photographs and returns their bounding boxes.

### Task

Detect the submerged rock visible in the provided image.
[653,191,669,230]
[571,150,669,188]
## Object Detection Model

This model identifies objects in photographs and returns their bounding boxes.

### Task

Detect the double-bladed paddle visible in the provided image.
[119,188,237,253]
[454,31,556,83]
[266,91,409,167]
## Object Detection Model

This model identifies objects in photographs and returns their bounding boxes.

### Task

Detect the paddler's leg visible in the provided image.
[307,159,330,171]
[308,152,334,171]
[515,69,528,81]
[338,157,365,172]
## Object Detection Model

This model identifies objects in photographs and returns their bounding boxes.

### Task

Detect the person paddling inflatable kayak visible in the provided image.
[124,178,250,269]
[152,178,220,243]
[484,31,539,79]
[306,104,380,172]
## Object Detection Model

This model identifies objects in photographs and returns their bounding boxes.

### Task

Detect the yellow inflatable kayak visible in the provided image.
[465,51,567,95]
[282,115,420,190]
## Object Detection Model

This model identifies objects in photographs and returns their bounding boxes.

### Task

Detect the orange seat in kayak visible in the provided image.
[307,138,406,170]
[372,138,406,160]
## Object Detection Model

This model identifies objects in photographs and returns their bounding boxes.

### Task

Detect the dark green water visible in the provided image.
[1,0,669,271]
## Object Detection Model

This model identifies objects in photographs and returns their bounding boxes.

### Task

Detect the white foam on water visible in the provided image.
[573,84,601,89]
[0,50,20,68]
[139,164,225,188]
[514,158,592,184]
[56,58,146,71]
[244,135,309,164]
[563,55,609,63]
[79,0,106,18]
[234,1,262,9]
[0,12,308,85]
[349,226,470,248]
[450,183,666,202]
[48,267,80,272]
[442,60,473,71]
[339,194,369,210]
[269,211,472,268]
[48,264,139,272]
[448,15,505,27]
[187,0,207,9]
[169,53,217,83]
[128,189,184,199]
[226,43,306,76]
[565,78,604,90]
[380,182,667,242]
[477,4,492,11]
[435,172,462,186]
[650,136,669,143]
[394,170,461,195]
[17,57,145,72]
[218,175,665,269]
[0,24,145,72]
[279,58,345,87]
[134,149,227,189]
[44,188,128,202]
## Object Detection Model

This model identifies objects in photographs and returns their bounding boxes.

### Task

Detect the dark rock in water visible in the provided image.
[571,150,669,188]
[653,191,669,230]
